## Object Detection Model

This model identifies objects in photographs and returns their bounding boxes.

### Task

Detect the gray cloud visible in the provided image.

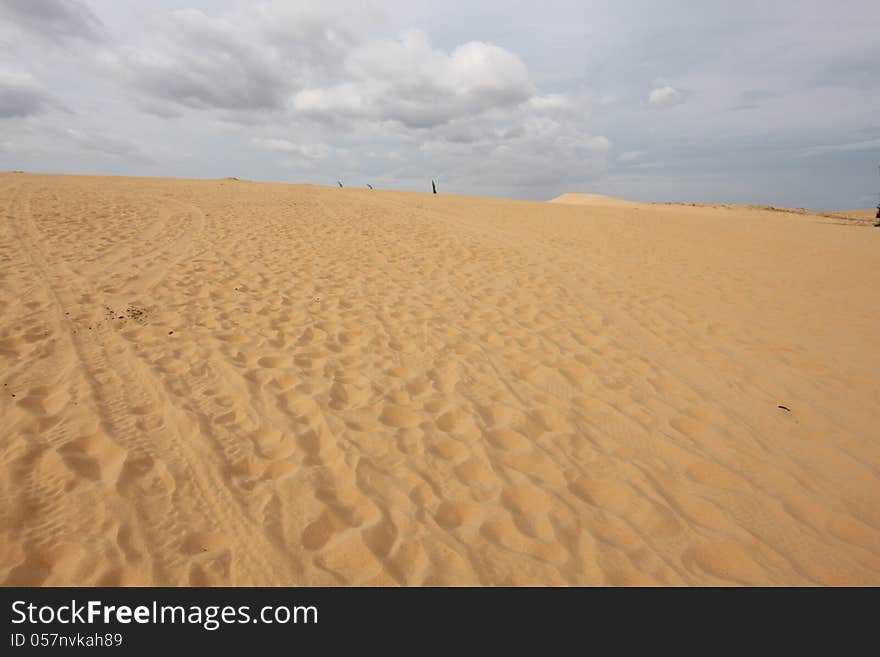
[60,127,146,159]
[0,70,57,117]
[0,122,149,171]
[0,0,103,43]
[801,138,880,157]
[109,9,290,113]
[250,138,333,160]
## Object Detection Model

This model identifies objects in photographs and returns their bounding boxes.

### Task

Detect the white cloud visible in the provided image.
[294,30,534,128]
[526,94,579,115]
[648,85,683,107]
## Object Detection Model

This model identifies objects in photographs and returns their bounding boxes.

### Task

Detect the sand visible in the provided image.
[550,193,639,207]
[1,172,878,586]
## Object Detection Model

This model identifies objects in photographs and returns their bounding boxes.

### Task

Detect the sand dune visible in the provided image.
[1,172,879,586]
[549,193,638,207]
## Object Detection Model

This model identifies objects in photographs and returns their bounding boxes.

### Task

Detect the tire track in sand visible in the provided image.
[6,182,282,584]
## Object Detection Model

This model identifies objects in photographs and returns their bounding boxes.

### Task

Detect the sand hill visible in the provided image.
[549,193,638,207]
[1,173,879,585]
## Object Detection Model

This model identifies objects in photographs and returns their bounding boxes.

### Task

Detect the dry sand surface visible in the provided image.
[1,173,879,586]
[550,193,640,208]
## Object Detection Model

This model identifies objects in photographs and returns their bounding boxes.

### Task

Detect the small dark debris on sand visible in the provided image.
[104,304,148,325]
[778,405,791,412]
[125,306,146,322]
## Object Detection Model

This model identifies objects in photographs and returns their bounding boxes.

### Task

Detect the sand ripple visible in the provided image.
[1,174,878,585]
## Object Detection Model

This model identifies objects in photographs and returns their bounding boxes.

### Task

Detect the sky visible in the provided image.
[1,0,878,209]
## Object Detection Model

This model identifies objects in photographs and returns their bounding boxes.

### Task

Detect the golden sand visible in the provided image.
[1,173,878,585]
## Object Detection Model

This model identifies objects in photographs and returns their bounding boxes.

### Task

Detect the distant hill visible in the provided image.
[548,193,635,206]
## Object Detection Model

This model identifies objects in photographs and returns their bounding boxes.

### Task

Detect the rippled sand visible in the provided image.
[1,173,878,585]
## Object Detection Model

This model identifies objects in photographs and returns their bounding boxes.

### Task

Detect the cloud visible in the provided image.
[0,0,103,44]
[526,94,579,115]
[581,135,611,153]
[0,70,58,118]
[0,123,148,166]
[250,138,332,160]
[100,5,595,192]
[800,137,880,157]
[414,100,611,192]
[648,85,683,107]
[109,6,535,130]
[5,1,877,208]
[617,150,644,163]
[109,9,290,114]
[293,30,534,128]
[60,128,145,159]
[106,4,373,118]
